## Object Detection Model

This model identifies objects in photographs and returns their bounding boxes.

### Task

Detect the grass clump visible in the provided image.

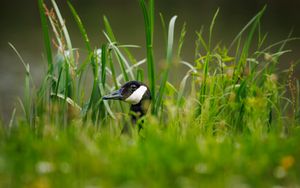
[1,0,300,187]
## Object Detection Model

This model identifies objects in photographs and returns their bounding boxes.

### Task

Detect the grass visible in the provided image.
[1,123,300,187]
[1,0,300,187]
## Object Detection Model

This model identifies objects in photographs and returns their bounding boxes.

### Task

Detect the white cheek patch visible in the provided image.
[125,86,147,104]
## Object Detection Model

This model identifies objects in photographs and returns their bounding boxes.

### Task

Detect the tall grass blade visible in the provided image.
[51,0,74,66]
[68,2,100,121]
[136,68,144,82]
[9,43,32,124]
[68,1,104,124]
[261,37,300,53]
[68,1,92,53]
[149,0,154,35]
[101,45,107,87]
[159,13,167,46]
[139,0,156,113]
[103,16,136,75]
[209,8,219,51]
[116,59,146,83]
[177,22,186,58]
[103,16,138,65]
[103,32,132,81]
[155,16,177,114]
[107,49,119,88]
[103,16,117,42]
[195,29,208,54]
[38,0,53,75]
[8,108,16,129]
[229,6,266,51]
[176,73,189,107]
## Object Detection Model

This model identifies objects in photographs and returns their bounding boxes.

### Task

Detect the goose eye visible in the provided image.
[130,85,137,91]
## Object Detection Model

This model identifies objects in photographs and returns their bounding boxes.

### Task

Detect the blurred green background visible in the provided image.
[0,0,299,121]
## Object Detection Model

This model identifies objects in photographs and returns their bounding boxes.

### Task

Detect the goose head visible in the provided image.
[103,81,151,123]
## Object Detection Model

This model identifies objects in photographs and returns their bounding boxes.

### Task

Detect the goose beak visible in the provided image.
[103,88,124,100]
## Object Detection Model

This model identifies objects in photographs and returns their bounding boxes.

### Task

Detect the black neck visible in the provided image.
[130,103,145,123]
[129,99,150,124]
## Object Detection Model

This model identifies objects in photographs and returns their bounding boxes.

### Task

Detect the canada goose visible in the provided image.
[103,81,151,131]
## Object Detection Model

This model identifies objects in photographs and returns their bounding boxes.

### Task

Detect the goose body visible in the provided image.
[103,81,151,131]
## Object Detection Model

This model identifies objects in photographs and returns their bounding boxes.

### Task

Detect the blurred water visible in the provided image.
[0,0,299,122]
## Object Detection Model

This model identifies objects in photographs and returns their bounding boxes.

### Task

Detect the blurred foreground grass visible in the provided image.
[0,123,300,187]
[1,0,300,187]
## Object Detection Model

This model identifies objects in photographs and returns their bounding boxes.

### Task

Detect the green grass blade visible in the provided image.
[17,97,26,121]
[103,32,132,81]
[229,6,266,51]
[177,22,186,58]
[159,13,167,46]
[9,43,35,122]
[166,16,178,67]
[68,1,92,53]
[103,16,135,80]
[9,43,32,124]
[209,8,219,51]
[103,16,138,65]
[99,84,116,119]
[51,0,74,66]
[101,44,107,87]
[155,16,177,113]
[149,0,154,36]
[176,73,190,107]
[51,93,82,111]
[25,70,31,124]
[139,0,156,113]
[261,37,300,53]
[103,16,117,42]
[136,68,144,82]
[107,49,119,89]
[232,6,264,84]
[195,29,208,53]
[116,59,146,83]
[38,0,53,75]
[8,43,29,74]
[8,108,16,129]
[68,1,99,110]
